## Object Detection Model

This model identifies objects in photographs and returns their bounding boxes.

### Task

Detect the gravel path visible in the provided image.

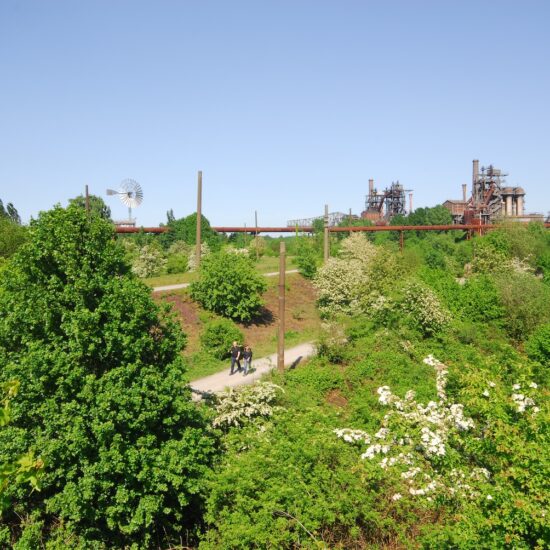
[190,341,315,401]
[152,269,299,293]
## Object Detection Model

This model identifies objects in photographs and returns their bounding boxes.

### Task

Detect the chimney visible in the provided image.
[409,192,413,213]
[472,159,479,188]
[462,184,467,202]
[368,179,374,195]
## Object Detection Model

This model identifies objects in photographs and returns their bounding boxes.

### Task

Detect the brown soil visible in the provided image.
[156,273,320,356]
[326,389,348,408]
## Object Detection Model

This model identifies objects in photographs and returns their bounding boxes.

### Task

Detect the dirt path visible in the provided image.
[190,342,315,400]
[152,269,299,293]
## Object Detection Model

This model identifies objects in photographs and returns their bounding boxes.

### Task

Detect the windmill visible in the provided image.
[106,179,143,225]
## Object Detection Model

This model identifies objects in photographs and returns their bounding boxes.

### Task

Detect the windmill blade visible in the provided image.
[118,179,143,208]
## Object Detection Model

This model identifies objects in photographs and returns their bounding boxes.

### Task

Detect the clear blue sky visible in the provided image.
[1,0,549,227]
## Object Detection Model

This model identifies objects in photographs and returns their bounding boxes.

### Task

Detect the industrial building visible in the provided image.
[361,179,413,222]
[443,159,543,225]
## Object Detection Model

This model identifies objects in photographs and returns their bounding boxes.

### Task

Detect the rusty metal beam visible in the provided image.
[115,223,550,235]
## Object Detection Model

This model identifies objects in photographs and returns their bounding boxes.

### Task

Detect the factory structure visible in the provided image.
[442,159,540,225]
[286,159,546,229]
[361,179,413,222]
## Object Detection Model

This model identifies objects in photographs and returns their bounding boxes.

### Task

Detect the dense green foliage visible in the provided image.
[0,206,216,547]
[294,237,319,279]
[190,251,267,322]
[68,194,112,220]
[0,381,43,514]
[0,199,21,224]
[162,212,221,250]
[526,322,550,367]
[200,319,243,360]
[0,218,27,260]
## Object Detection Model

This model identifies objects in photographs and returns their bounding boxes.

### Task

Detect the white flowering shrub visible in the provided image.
[314,258,367,317]
[335,354,548,529]
[247,236,266,258]
[335,355,488,501]
[212,382,283,429]
[314,234,404,319]
[187,241,211,272]
[226,246,250,257]
[316,321,348,363]
[168,240,191,256]
[400,281,451,336]
[131,245,166,278]
[338,232,378,262]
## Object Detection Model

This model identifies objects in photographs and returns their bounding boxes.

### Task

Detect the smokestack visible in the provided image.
[472,159,479,188]
[369,179,374,195]
[409,192,413,213]
[462,184,467,202]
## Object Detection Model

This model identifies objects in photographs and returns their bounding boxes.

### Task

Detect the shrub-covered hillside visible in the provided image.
[201,225,550,549]
[0,211,548,548]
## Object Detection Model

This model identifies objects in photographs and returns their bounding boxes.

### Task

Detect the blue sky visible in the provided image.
[1,0,549,227]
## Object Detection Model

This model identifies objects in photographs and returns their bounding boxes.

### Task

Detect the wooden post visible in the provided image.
[277,241,286,373]
[196,171,202,269]
[85,185,90,217]
[324,204,329,263]
[255,210,259,260]
[349,208,352,236]
[399,230,404,252]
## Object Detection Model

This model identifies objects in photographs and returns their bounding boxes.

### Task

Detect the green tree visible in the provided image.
[68,194,112,220]
[190,251,267,322]
[0,199,21,224]
[0,205,216,547]
[162,212,221,250]
[0,218,27,259]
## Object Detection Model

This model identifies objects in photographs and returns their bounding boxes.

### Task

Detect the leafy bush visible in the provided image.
[0,380,44,514]
[0,206,216,547]
[460,274,504,322]
[190,251,267,322]
[494,271,550,340]
[525,323,550,367]
[166,253,189,274]
[130,244,166,277]
[200,318,243,360]
[400,280,451,336]
[295,238,319,279]
[201,411,389,549]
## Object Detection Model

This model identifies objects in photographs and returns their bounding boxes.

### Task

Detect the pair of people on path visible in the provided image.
[229,341,253,376]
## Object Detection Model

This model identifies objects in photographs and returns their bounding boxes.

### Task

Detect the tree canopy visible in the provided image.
[68,193,112,220]
[0,205,215,547]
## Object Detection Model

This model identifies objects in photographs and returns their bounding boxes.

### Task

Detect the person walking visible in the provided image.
[229,340,241,375]
[242,345,253,376]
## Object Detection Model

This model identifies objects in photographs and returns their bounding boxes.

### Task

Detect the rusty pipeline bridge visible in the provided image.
[115,223,550,235]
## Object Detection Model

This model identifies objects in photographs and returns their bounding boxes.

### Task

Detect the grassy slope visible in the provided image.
[143,255,291,288]
[154,272,320,380]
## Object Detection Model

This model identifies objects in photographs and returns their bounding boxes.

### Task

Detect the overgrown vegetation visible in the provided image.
[1,205,549,548]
